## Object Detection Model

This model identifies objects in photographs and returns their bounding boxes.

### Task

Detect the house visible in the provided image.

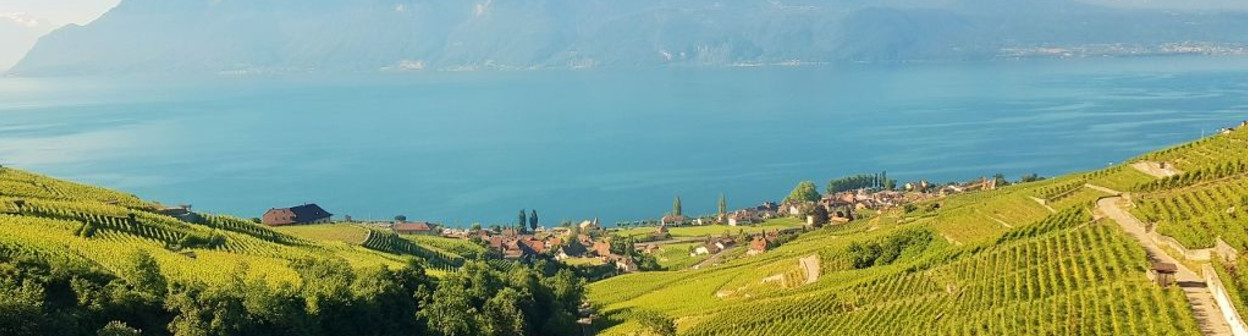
[784,203,806,217]
[637,244,660,254]
[612,256,639,273]
[545,236,564,247]
[262,204,332,226]
[747,236,771,256]
[558,239,588,260]
[502,239,538,260]
[157,205,201,223]
[660,214,689,226]
[394,221,437,235]
[728,210,758,226]
[591,242,612,257]
[578,218,601,231]
[709,236,735,250]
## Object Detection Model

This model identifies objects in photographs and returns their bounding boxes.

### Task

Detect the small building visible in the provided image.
[613,255,639,273]
[591,242,612,257]
[558,240,588,260]
[578,218,601,231]
[394,221,437,235]
[661,214,688,226]
[747,236,771,256]
[1152,262,1179,287]
[157,205,201,223]
[728,210,758,226]
[262,204,332,226]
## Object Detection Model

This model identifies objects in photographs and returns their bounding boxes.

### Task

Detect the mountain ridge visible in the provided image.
[10,0,1248,76]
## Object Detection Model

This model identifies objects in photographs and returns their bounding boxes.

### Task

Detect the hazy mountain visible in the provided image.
[0,12,54,71]
[10,0,1248,76]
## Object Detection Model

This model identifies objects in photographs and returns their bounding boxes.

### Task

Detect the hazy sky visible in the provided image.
[0,0,120,26]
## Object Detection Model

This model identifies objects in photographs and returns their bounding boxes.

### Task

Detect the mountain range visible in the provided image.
[9,0,1248,76]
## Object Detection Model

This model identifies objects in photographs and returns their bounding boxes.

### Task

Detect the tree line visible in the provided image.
[0,246,586,336]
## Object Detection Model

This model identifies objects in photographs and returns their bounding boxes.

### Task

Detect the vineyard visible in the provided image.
[587,156,1218,336]
[0,166,455,289]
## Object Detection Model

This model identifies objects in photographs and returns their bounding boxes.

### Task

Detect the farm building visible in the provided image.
[262,203,332,226]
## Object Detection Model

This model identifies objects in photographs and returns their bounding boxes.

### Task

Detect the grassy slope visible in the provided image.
[0,168,435,287]
[586,141,1224,335]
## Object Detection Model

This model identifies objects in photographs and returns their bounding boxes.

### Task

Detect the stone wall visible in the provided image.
[1148,230,1213,261]
[1205,264,1248,336]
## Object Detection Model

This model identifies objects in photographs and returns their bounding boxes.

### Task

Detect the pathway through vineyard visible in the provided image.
[1097,195,1234,336]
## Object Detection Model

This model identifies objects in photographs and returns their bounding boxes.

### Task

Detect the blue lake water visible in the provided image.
[2,56,1247,226]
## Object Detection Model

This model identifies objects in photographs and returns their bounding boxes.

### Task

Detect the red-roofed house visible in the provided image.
[394,221,437,235]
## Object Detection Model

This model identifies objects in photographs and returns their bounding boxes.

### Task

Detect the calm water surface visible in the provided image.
[2,56,1247,226]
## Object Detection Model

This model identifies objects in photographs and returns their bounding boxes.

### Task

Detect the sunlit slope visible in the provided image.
[587,151,1211,335]
[0,167,447,286]
[1127,126,1248,316]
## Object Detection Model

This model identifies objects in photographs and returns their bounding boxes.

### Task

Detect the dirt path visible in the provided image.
[1097,196,1233,336]
[1132,161,1184,178]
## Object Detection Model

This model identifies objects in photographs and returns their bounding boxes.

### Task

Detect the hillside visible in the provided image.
[0,167,587,335]
[3,122,1248,335]
[10,0,1248,76]
[585,124,1248,335]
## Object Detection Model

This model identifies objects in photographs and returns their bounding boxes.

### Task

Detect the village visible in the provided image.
[159,171,1012,278]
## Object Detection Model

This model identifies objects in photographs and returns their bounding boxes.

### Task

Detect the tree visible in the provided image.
[672,196,682,216]
[127,251,166,296]
[1020,173,1044,183]
[785,181,821,204]
[717,194,727,216]
[395,215,407,222]
[471,223,482,232]
[992,173,1011,187]
[98,321,142,336]
[811,205,829,228]
[518,210,528,233]
[529,210,539,232]
[483,288,530,336]
[634,310,676,336]
[0,278,44,336]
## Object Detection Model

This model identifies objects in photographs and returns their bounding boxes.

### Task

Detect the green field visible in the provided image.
[613,218,805,240]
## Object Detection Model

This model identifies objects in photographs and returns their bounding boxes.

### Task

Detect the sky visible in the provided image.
[0,0,120,27]
[0,0,119,71]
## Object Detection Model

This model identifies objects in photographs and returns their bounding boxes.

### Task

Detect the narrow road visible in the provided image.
[1098,196,1233,336]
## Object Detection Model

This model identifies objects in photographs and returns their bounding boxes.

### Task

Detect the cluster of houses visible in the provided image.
[1217,120,1248,135]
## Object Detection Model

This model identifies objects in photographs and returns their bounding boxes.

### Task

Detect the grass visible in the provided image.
[613,218,805,240]
[653,242,709,270]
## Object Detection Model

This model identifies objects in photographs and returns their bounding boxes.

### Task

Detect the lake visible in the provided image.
[2,56,1247,226]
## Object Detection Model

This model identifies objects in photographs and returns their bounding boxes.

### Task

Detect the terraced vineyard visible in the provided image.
[0,167,434,288]
[587,163,1207,335]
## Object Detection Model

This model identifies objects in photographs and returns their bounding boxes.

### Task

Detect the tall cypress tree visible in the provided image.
[518,210,528,233]
[718,194,727,216]
[673,196,683,216]
[529,210,539,232]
